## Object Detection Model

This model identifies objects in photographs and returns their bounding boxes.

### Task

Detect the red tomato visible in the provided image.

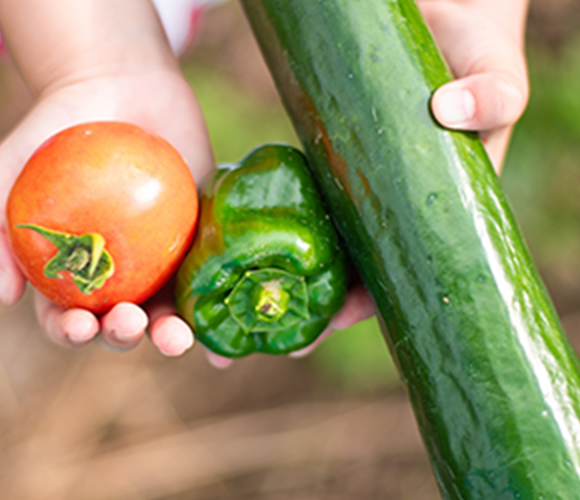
[6,121,199,314]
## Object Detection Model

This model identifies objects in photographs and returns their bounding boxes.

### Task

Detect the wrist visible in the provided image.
[0,0,177,97]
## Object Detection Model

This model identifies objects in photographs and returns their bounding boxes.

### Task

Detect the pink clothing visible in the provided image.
[0,0,229,58]
[152,0,229,55]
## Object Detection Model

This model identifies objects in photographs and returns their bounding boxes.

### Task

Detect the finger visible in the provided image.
[98,302,148,352]
[289,283,376,359]
[34,293,99,347]
[431,72,528,134]
[0,226,26,305]
[331,283,376,330]
[480,125,513,174]
[203,347,234,369]
[142,280,195,357]
[149,314,195,357]
[288,324,334,359]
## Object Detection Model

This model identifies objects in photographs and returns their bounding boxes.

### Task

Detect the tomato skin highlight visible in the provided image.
[6,121,199,314]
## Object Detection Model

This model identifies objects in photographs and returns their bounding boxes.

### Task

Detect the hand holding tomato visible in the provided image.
[0,0,215,355]
[0,83,213,354]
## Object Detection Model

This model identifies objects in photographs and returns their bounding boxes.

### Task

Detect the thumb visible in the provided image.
[431,71,529,133]
[431,71,529,171]
[0,224,26,305]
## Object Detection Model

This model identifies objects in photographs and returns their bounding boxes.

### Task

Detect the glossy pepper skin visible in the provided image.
[175,144,348,358]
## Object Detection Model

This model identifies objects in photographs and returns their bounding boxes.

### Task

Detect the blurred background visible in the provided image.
[1,0,580,498]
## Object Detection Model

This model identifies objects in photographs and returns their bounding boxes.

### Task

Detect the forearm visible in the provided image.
[0,0,176,96]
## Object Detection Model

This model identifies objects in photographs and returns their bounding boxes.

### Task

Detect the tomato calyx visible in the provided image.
[17,224,115,295]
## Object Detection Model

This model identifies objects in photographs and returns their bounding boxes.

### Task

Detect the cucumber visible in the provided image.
[239,0,580,498]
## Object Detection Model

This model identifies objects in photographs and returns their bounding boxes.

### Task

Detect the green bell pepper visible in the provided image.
[175,144,348,358]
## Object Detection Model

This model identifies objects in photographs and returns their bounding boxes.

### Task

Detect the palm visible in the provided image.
[0,68,213,354]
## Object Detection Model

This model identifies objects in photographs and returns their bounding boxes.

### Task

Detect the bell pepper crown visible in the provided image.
[175,144,349,357]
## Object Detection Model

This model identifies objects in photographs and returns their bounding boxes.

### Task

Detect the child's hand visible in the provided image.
[422,0,530,172]
[0,70,213,355]
[0,0,214,356]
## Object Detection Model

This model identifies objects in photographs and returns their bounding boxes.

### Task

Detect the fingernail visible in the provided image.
[105,303,148,343]
[204,349,233,369]
[154,316,195,357]
[61,309,99,345]
[110,327,141,343]
[436,88,476,126]
[167,320,195,356]
[288,345,315,359]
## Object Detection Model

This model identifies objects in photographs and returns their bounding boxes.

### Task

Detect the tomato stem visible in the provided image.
[17,224,115,294]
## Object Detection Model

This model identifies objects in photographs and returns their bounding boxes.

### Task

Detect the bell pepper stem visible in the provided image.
[225,268,309,334]
[254,279,290,321]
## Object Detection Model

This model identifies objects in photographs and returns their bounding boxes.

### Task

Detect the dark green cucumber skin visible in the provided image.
[239,0,580,498]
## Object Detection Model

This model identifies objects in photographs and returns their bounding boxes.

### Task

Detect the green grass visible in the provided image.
[501,39,580,268]
[311,317,399,392]
[182,65,299,164]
